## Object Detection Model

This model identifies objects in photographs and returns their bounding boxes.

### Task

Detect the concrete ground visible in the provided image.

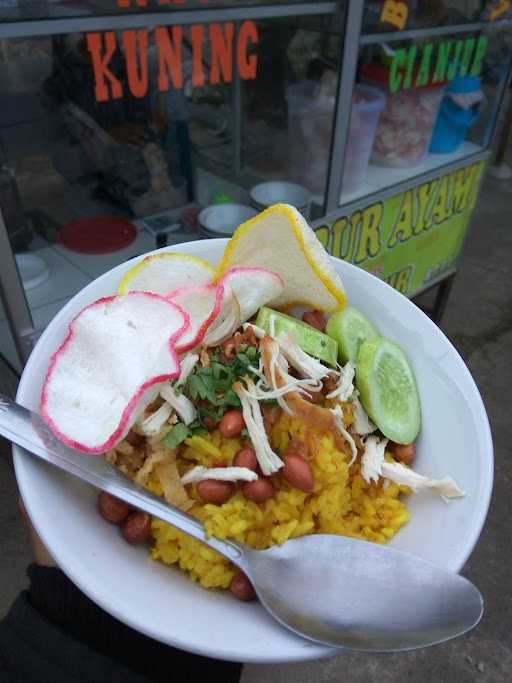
[1,172,511,681]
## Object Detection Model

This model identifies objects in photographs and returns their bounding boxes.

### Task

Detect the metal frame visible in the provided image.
[0,2,338,38]
[324,0,364,212]
[0,210,35,366]
[231,22,243,177]
[318,149,491,224]
[413,270,457,325]
[360,19,512,45]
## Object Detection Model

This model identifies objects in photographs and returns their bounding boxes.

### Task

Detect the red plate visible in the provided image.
[58,216,137,254]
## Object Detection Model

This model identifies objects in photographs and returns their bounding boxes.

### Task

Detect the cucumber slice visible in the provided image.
[356,337,421,444]
[255,306,338,367]
[326,307,379,363]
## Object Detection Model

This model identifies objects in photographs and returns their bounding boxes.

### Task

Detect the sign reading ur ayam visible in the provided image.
[86,1,258,102]
[314,161,485,297]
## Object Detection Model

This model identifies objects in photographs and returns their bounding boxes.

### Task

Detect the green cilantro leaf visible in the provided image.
[182,347,260,418]
[164,422,190,449]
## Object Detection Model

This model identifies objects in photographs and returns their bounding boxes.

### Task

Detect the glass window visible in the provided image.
[0,5,344,339]
[193,13,344,217]
[339,27,512,204]
[362,1,509,34]
[0,1,332,25]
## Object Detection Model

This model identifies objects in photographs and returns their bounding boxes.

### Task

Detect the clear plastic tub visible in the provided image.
[343,84,385,193]
[288,81,385,195]
[361,65,445,168]
[287,81,333,194]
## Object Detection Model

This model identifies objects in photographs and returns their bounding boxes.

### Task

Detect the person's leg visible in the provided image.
[2,498,244,683]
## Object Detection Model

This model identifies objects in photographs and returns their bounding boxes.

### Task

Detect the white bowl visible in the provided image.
[14,239,493,664]
[250,181,312,218]
[198,204,257,237]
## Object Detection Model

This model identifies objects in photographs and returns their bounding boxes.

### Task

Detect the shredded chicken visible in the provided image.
[258,336,355,458]
[181,465,258,485]
[233,380,284,475]
[330,405,358,466]
[155,458,193,510]
[176,353,199,386]
[361,436,465,501]
[351,395,377,436]
[380,462,465,501]
[255,335,321,414]
[243,323,265,339]
[275,331,330,382]
[137,402,173,436]
[326,362,355,401]
[160,384,197,425]
[360,435,388,483]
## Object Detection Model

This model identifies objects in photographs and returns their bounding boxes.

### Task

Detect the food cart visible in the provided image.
[1,0,511,373]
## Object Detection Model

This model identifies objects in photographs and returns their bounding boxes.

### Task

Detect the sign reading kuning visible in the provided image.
[87,1,258,102]
[314,161,485,297]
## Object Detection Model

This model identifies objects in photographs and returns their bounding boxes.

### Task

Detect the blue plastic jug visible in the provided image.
[430,75,482,154]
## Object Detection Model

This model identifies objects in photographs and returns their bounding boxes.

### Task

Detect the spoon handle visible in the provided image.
[0,395,244,565]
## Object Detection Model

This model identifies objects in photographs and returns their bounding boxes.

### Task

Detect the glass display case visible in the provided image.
[1,0,511,371]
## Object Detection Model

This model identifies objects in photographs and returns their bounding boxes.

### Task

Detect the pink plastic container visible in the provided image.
[361,64,445,168]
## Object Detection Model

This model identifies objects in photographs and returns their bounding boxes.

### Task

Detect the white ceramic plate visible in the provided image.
[14,239,493,664]
[15,253,50,290]
[198,204,257,237]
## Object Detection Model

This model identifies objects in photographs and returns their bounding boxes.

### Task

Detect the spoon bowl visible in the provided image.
[245,534,483,651]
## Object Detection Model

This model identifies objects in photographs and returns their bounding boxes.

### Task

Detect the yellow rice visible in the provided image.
[146,412,411,591]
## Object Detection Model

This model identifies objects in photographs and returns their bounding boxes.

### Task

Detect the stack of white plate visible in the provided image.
[250,181,312,220]
[198,203,258,239]
[15,253,50,290]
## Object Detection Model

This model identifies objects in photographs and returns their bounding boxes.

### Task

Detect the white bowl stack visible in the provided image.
[250,181,313,220]
[198,203,258,239]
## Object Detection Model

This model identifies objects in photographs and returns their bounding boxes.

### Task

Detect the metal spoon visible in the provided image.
[0,395,483,652]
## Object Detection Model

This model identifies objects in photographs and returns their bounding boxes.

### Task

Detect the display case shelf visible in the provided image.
[339,142,485,207]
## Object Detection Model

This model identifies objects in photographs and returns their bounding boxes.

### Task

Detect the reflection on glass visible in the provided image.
[239,17,343,213]
[0,13,345,261]
[42,33,191,218]
[363,0,506,34]
[0,0,330,24]
[340,27,511,203]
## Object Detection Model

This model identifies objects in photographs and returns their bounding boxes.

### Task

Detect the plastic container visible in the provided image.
[287,81,333,194]
[429,75,483,154]
[198,203,257,239]
[250,181,312,220]
[361,64,445,168]
[343,84,385,193]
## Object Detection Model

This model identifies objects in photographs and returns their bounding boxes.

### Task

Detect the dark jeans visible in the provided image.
[0,564,243,683]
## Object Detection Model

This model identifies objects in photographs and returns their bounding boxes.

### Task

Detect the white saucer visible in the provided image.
[15,253,50,290]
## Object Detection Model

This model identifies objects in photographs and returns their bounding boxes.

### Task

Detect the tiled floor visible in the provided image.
[0,224,199,370]
[52,229,157,281]
[0,230,152,369]
[20,247,92,311]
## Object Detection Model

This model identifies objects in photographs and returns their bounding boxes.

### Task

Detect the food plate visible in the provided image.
[13,239,493,663]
